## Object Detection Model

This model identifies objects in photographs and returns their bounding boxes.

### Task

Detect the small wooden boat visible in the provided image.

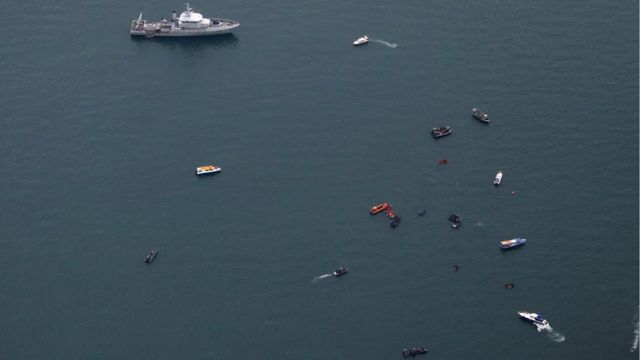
[369,203,389,215]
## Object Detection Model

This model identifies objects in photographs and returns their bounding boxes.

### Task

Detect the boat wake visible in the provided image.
[312,273,334,283]
[631,310,639,352]
[370,39,398,48]
[535,323,565,343]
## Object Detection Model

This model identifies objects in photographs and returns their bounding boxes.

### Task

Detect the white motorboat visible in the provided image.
[500,237,526,250]
[353,35,369,46]
[518,311,549,326]
[494,171,503,185]
[195,165,221,176]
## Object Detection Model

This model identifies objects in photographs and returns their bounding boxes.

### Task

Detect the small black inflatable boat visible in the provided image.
[448,214,461,229]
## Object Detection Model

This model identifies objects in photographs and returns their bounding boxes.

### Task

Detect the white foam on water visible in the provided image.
[312,273,334,283]
[631,311,639,352]
[535,323,565,343]
[370,39,398,48]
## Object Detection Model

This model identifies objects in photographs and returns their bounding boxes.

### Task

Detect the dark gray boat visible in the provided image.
[144,248,158,263]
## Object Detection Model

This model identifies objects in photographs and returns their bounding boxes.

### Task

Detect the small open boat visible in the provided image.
[333,267,349,277]
[500,237,526,250]
[353,35,369,46]
[144,248,158,264]
[448,214,461,229]
[431,126,453,139]
[402,347,428,357]
[494,171,503,185]
[370,203,389,215]
[195,165,221,176]
[472,108,490,123]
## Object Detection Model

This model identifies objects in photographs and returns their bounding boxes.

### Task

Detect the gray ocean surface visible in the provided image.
[0,0,638,359]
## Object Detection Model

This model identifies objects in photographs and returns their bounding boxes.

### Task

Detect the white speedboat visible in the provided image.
[353,35,369,46]
[494,171,503,185]
[518,311,549,326]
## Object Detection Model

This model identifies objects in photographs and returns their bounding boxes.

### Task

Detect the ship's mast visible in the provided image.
[186,3,192,15]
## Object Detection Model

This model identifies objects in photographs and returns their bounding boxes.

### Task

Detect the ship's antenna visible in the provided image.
[136,12,142,27]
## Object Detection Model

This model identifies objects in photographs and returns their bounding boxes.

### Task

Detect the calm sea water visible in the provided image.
[0,1,637,359]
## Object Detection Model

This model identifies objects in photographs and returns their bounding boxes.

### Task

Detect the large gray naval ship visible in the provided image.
[130,4,239,38]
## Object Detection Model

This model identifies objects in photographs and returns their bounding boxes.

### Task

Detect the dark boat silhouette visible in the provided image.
[144,248,158,264]
[402,347,428,357]
[333,267,349,277]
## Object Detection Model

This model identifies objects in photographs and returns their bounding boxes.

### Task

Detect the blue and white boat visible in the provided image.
[500,237,526,250]
[518,311,549,326]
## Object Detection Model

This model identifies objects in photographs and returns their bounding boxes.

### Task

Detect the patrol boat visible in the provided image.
[131,4,239,38]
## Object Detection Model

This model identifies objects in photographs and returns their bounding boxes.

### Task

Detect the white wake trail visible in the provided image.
[535,323,565,343]
[631,310,639,352]
[312,273,334,283]
[370,39,398,48]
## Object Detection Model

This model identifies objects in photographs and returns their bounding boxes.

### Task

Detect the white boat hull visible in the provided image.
[518,312,548,326]
[494,171,503,185]
[353,36,369,46]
